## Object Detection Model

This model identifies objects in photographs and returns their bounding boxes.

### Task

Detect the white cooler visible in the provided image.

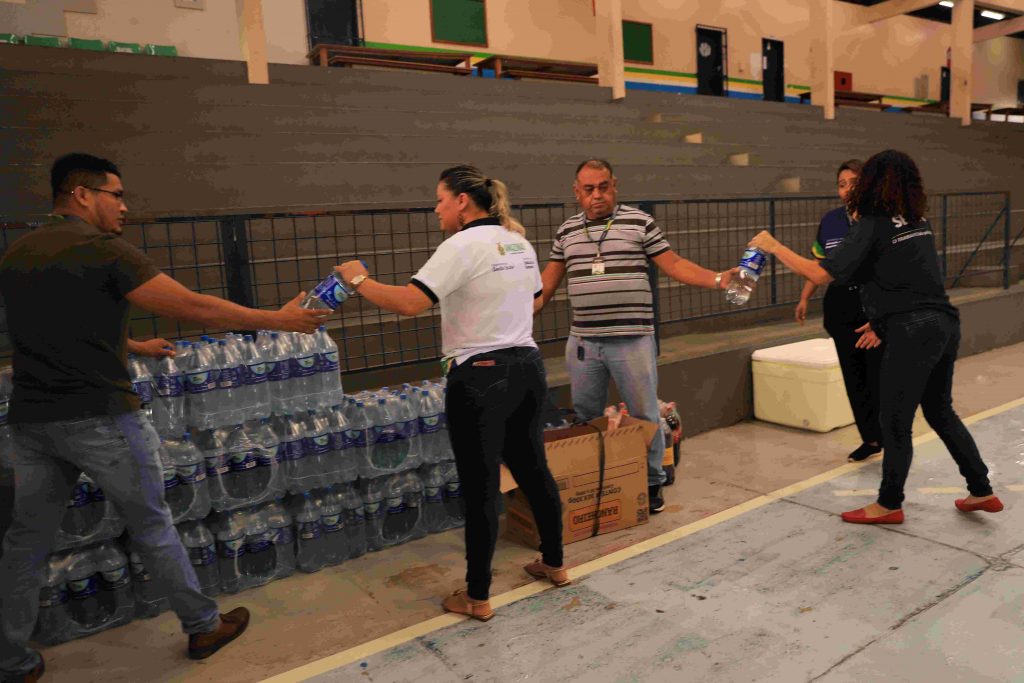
[751,338,854,432]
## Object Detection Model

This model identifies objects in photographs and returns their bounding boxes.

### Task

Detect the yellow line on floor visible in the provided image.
[832,489,877,497]
[260,395,1024,683]
[918,487,966,494]
[1006,485,1024,492]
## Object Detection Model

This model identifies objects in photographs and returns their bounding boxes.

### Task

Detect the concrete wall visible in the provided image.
[973,35,1024,109]
[0,0,309,64]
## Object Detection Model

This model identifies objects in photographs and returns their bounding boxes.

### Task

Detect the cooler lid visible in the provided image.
[751,337,840,368]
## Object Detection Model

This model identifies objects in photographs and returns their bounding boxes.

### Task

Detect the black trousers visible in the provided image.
[826,320,882,445]
[876,310,993,509]
[445,346,563,600]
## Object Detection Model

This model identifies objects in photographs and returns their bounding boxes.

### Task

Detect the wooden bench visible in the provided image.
[991,106,1024,120]
[475,54,597,84]
[908,101,993,119]
[307,44,473,75]
[799,89,891,110]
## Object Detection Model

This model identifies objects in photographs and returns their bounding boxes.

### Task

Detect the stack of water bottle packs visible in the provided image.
[32,327,465,645]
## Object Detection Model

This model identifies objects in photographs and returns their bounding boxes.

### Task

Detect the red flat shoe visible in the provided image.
[955,496,1004,513]
[841,507,904,524]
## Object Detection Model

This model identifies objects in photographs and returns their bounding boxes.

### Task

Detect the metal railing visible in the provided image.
[0,191,1012,372]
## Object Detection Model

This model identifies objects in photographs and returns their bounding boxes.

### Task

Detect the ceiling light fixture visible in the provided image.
[938,0,953,7]
[980,9,1006,19]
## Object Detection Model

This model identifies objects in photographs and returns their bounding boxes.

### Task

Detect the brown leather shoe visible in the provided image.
[441,589,494,621]
[524,559,571,587]
[187,607,250,661]
[5,657,44,683]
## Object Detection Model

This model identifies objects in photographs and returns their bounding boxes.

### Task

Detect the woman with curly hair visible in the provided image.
[748,150,1002,524]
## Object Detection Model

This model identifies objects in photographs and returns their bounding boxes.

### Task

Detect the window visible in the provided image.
[430,0,488,47]
[623,20,653,64]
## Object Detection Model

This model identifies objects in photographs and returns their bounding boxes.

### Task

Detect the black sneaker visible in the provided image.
[648,485,666,514]
[3,656,44,683]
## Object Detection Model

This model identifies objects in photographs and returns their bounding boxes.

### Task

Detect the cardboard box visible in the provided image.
[500,415,659,548]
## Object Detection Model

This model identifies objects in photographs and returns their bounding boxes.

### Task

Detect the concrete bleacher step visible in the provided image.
[0,43,246,82]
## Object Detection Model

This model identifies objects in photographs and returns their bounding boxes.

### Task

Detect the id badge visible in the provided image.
[591,257,605,276]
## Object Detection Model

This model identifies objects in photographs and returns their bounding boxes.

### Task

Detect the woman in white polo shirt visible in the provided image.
[336,165,567,621]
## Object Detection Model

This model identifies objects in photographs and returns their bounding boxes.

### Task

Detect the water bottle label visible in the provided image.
[68,481,91,508]
[425,486,443,503]
[189,544,217,567]
[278,440,304,461]
[738,248,767,277]
[177,463,206,484]
[256,448,277,467]
[266,360,290,382]
[290,355,317,378]
[246,538,273,554]
[419,414,442,434]
[132,380,153,404]
[100,567,130,590]
[39,586,68,608]
[303,434,331,456]
[317,350,340,374]
[322,513,342,533]
[347,507,365,523]
[69,576,98,600]
[228,450,257,472]
[386,496,405,515]
[242,362,268,386]
[377,425,400,444]
[311,275,348,310]
[218,366,241,389]
[364,502,383,520]
[345,429,367,447]
[156,374,184,398]
[0,399,8,425]
[205,456,228,479]
[219,538,246,559]
[273,526,294,546]
[397,419,418,439]
[163,467,180,490]
[186,371,216,394]
[329,431,347,452]
[444,483,462,499]
[91,486,106,503]
[298,520,322,540]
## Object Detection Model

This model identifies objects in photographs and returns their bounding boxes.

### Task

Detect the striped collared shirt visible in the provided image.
[549,204,671,337]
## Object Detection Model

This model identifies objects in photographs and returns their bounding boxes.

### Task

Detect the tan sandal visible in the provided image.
[523,559,571,587]
[442,589,494,622]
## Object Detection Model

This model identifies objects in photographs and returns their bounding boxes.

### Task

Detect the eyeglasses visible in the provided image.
[80,186,126,201]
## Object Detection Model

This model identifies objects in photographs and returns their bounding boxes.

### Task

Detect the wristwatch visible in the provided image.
[349,273,368,290]
[714,272,723,289]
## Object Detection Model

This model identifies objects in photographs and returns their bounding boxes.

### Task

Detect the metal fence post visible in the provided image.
[638,201,660,355]
[218,217,256,312]
[768,199,777,305]
[941,194,949,281]
[1005,192,1012,290]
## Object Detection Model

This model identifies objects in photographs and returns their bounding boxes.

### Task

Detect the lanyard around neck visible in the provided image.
[584,207,617,255]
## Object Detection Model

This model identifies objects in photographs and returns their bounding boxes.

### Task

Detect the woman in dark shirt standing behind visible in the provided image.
[749,150,1002,524]
[796,159,882,463]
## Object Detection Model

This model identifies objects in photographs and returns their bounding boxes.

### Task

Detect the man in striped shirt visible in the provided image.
[536,159,735,513]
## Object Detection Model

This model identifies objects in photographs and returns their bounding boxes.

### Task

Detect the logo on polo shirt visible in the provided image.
[498,242,525,256]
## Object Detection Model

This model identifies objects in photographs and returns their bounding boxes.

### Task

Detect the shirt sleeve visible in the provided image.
[820,217,876,285]
[102,236,161,299]
[548,228,566,263]
[411,235,476,302]
[811,217,826,260]
[643,218,671,258]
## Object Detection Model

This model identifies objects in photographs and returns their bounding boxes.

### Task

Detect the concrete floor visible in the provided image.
[32,340,1024,683]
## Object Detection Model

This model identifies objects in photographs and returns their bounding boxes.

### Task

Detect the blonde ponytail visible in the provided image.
[487,178,525,236]
[438,165,526,236]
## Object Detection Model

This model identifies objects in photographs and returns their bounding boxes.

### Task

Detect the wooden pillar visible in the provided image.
[950,0,975,126]
[809,0,835,120]
[237,0,269,85]
[595,0,626,100]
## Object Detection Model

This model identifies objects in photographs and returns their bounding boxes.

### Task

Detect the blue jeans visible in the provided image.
[0,411,220,678]
[565,335,666,487]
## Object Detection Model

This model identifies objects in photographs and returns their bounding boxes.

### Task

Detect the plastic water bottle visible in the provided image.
[326,404,359,484]
[65,547,102,629]
[153,354,186,438]
[440,461,465,528]
[301,269,358,310]
[35,553,72,645]
[361,477,386,552]
[261,499,296,578]
[240,334,271,420]
[184,341,219,429]
[178,520,221,597]
[420,464,448,533]
[252,417,283,502]
[241,507,277,587]
[216,339,244,426]
[301,409,332,490]
[314,326,343,406]
[726,247,767,305]
[273,413,307,494]
[127,354,154,419]
[339,483,367,559]
[212,510,248,593]
[345,399,374,478]
[126,546,168,618]
[60,475,104,545]
[223,424,259,506]
[163,433,211,523]
[293,491,328,573]
[317,486,348,566]
[372,397,405,474]
[194,428,229,511]
[265,332,293,416]
[94,541,133,621]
